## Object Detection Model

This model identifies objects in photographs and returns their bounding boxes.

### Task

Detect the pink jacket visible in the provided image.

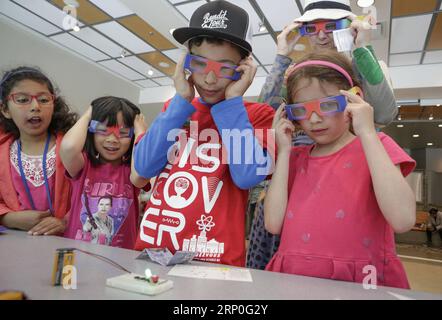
[0,130,71,220]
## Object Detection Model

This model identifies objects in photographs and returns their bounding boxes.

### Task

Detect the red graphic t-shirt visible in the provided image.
[134,99,274,266]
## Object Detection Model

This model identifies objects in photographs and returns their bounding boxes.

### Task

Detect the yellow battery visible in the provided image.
[52,248,75,286]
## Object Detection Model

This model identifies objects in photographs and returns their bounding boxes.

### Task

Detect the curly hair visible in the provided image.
[85,96,140,167]
[0,66,78,139]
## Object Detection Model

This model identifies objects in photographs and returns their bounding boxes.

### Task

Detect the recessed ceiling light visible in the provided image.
[397,115,402,120]
[64,0,79,7]
[159,62,170,68]
[397,124,404,128]
[439,124,442,127]
[437,104,441,107]
[147,69,154,76]
[412,134,420,138]
[427,143,433,146]
[259,23,267,33]
[429,115,434,120]
[357,0,374,8]
[397,105,401,108]
[73,25,80,32]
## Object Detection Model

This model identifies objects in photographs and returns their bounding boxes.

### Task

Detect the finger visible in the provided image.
[29,218,53,235]
[340,90,365,104]
[39,210,52,219]
[174,51,188,79]
[44,225,64,236]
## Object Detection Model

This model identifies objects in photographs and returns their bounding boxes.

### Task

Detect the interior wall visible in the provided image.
[0,16,140,115]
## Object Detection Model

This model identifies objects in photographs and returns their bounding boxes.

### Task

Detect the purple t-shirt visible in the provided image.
[64,154,139,249]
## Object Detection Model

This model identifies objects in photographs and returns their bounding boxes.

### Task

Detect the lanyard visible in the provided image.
[17,133,54,214]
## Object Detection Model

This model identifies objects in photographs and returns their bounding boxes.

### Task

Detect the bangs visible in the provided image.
[91,96,139,127]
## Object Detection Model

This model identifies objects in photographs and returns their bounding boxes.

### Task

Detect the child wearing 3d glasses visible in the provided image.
[264,51,416,289]
[247,0,398,271]
[61,97,149,248]
[133,0,275,267]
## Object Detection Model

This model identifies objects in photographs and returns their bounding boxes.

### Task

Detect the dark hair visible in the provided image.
[0,66,78,139]
[188,36,250,60]
[85,96,140,167]
[286,50,361,105]
[429,208,438,214]
[98,196,113,207]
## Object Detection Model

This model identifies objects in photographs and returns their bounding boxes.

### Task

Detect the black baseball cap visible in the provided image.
[173,0,253,53]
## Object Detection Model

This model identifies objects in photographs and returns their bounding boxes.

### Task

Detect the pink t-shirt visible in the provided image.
[266,133,416,289]
[64,154,139,249]
[9,140,56,211]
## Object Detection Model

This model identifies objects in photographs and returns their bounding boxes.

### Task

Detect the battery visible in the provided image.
[52,248,75,286]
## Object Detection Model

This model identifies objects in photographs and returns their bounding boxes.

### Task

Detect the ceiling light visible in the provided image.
[437,104,441,107]
[412,134,419,138]
[439,124,442,128]
[357,0,375,8]
[72,25,80,32]
[429,115,434,120]
[397,115,401,120]
[64,0,79,7]
[169,28,175,35]
[147,69,154,76]
[397,105,401,108]
[258,22,267,33]
[397,124,404,128]
[427,143,433,146]
[159,62,170,68]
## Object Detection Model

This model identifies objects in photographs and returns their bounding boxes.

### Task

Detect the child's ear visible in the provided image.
[0,104,11,119]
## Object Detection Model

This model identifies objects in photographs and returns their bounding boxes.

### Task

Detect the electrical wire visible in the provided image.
[72,248,132,274]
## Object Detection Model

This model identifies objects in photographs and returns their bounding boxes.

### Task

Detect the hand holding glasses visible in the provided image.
[285,87,363,121]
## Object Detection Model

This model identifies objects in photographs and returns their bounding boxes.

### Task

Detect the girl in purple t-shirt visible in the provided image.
[265,51,416,289]
[61,97,149,249]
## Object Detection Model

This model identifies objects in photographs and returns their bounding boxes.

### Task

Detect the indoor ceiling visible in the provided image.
[0,0,441,149]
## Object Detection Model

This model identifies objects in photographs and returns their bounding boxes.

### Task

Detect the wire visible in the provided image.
[72,248,132,274]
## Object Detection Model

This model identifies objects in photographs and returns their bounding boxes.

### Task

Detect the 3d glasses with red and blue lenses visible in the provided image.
[88,120,134,139]
[299,19,351,36]
[184,54,241,81]
[285,87,362,121]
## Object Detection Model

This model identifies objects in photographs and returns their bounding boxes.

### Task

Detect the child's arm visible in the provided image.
[211,57,275,189]
[342,91,416,233]
[134,53,196,179]
[258,23,301,109]
[0,210,52,231]
[350,18,397,125]
[264,107,295,235]
[60,107,91,178]
[130,114,150,188]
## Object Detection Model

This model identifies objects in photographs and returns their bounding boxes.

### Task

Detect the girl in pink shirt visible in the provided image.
[61,97,149,249]
[0,67,77,236]
[265,51,416,289]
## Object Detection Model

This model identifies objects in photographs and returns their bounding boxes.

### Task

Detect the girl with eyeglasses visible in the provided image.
[264,51,416,289]
[0,66,77,235]
[60,97,150,248]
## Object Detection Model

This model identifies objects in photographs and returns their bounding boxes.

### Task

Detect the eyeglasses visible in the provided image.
[285,87,362,121]
[299,19,351,36]
[184,54,241,81]
[88,120,134,139]
[7,93,55,106]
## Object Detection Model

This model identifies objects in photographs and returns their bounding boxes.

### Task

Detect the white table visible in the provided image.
[0,229,440,300]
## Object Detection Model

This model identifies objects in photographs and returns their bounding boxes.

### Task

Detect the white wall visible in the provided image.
[427,149,442,173]
[0,15,140,114]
